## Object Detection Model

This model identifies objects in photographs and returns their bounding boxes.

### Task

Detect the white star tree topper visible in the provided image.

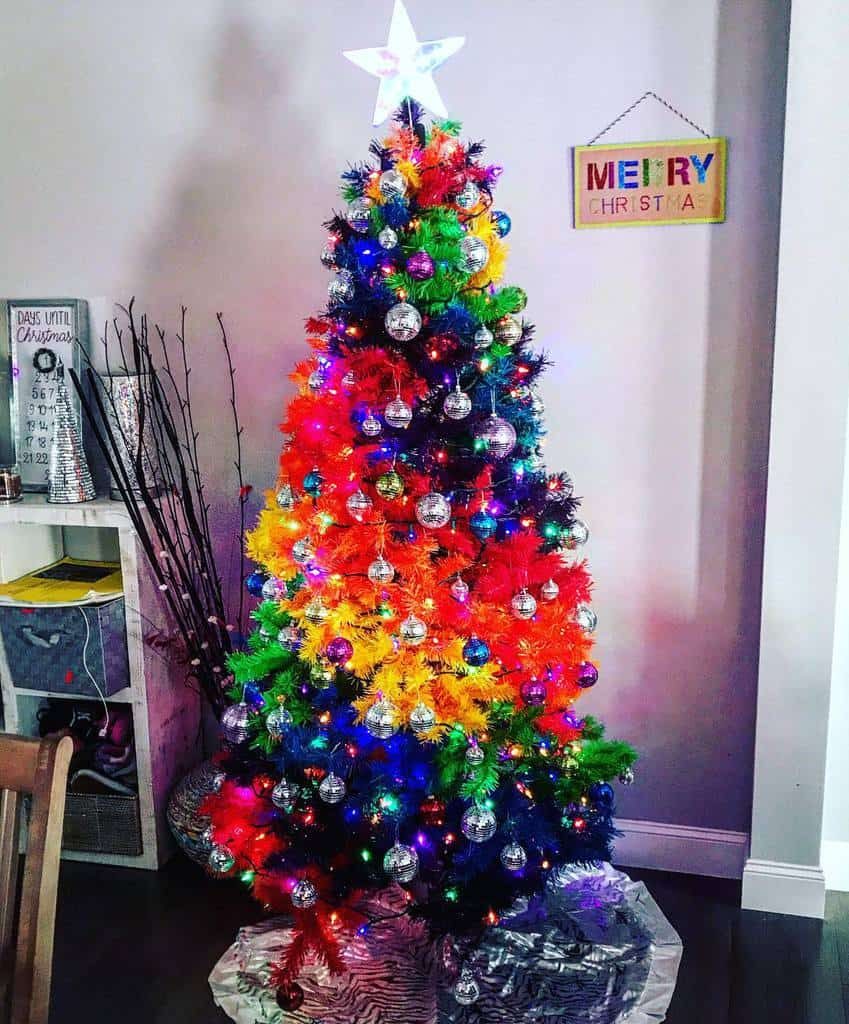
[344,0,465,126]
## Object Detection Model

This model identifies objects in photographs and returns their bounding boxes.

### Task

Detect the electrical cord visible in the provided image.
[77,604,110,738]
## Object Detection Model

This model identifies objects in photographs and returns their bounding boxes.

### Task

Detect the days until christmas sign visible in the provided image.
[573,137,727,228]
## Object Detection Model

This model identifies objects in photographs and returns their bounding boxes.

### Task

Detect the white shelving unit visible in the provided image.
[0,494,201,869]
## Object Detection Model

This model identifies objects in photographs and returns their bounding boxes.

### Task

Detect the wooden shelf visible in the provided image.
[0,493,132,529]
[13,685,135,703]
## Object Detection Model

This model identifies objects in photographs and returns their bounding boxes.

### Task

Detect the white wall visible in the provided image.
[0,1,790,836]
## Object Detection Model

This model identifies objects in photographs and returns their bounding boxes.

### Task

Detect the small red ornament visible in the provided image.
[276,980,305,1011]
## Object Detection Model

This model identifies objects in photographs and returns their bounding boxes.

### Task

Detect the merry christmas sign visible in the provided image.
[573,138,727,228]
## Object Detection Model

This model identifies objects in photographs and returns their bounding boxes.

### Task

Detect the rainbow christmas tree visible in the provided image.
[201,86,636,1009]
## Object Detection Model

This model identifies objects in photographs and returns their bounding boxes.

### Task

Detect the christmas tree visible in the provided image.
[202,100,636,1009]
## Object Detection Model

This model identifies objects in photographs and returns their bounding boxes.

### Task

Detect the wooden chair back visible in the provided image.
[0,734,72,1024]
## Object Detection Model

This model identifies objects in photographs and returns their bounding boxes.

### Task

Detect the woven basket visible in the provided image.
[63,791,142,856]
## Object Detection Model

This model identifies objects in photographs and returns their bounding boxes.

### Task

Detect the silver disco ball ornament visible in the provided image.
[461,804,497,843]
[262,576,284,601]
[453,967,481,1007]
[575,602,598,632]
[318,772,347,804]
[450,577,469,603]
[378,226,399,249]
[346,488,374,522]
[476,414,517,459]
[291,879,319,909]
[376,470,404,500]
[271,777,299,810]
[304,596,329,624]
[291,538,314,564]
[458,235,489,273]
[275,483,296,510]
[308,368,327,392]
[494,315,523,346]
[619,767,635,786]
[383,842,419,883]
[346,196,372,233]
[277,624,304,651]
[540,578,560,602]
[207,844,235,875]
[365,697,399,739]
[320,243,337,268]
[565,519,590,549]
[266,704,294,741]
[328,269,355,304]
[511,588,537,620]
[455,181,480,209]
[409,702,437,734]
[400,613,427,646]
[221,702,251,745]
[474,325,494,349]
[384,396,413,429]
[443,386,472,420]
[465,743,485,768]
[367,555,395,584]
[379,168,407,199]
[415,491,451,528]
[500,841,528,872]
[362,413,382,437]
[385,302,422,341]
[341,370,357,389]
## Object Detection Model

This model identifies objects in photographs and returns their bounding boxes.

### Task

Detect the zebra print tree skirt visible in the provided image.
[209,863,682,1024]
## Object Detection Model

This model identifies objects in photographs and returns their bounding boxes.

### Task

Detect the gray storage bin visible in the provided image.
[0,597,129,696]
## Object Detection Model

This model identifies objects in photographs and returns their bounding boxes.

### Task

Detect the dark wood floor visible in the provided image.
[50,856,849,1023]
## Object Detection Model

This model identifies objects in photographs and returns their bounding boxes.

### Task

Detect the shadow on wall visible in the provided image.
[624,4,789,832]
[131,16,322,620]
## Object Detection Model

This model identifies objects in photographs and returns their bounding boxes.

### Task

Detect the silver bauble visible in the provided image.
[328,269,355,304]
[376,470,404,500]
[341,370,357,389]
[221,702,251,745]
[271,778,299,810]
[319,772,346,804]
[292,538,314,564]
[450,577,470,602]
[385,302,422,341]
[458,235,489,273]
[367,555,395,584]
[566,519,590,549]
[362,413,382,437]
[346,196,372,233]
[276,483,296,510]
[365,697,399,739]
[378,226,399,249]
[461,804,497,843]
[208,844,235,875]
[400,613,427,646]
[453,968,481,1006]
[308,368,327,392]
[476,414,517,459]
[511,589,537,620]
[304,596,329,624]
[262,576,284,601]
[455,181,480,209]
[379,168,407,199]
[277,624,304,651]
[619,767,635,786]
[474,325,494,349]
[384,396,413,429]
[465,743,485,768]
[267,704,294,741]
[291,879,319,909]
[409,702,437,734]
[415,491,451,528]
[500,841,528,872]
[311,661,335,686]
[494,315,523,346]
[346,488,374,521]
[540,578,560,602]
[320,243,338,269]
[383,842,419,883]
[443,387,472,420]
[575,602,597,632]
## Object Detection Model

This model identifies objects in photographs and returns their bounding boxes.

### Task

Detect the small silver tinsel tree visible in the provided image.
[48,363,95,503]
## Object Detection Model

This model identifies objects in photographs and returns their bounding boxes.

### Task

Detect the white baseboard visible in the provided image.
[613,818,749,879]
[741,858,826,918]
[821,839,849,892]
